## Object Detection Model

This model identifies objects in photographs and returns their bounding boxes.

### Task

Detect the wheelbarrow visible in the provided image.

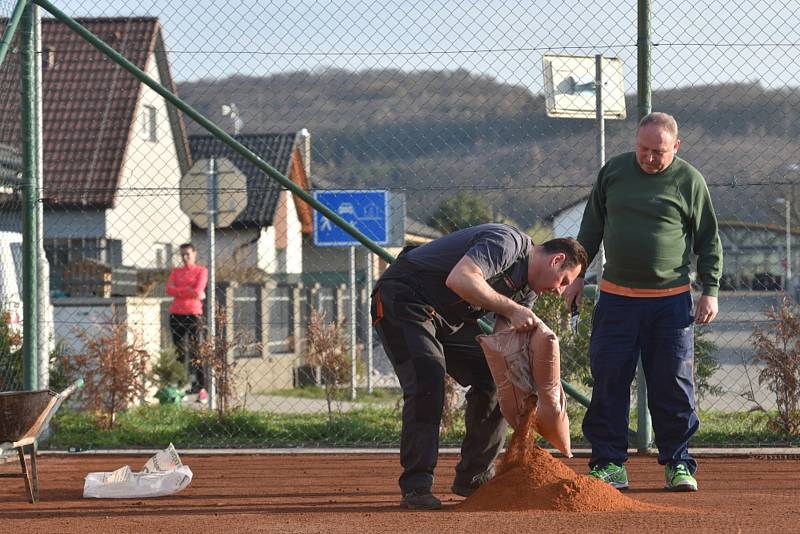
[0,379,83,503]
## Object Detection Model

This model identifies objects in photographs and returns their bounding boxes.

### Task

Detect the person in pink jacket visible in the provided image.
[166,243,209,396]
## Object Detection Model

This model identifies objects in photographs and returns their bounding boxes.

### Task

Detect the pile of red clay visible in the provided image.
[458,405,659,512]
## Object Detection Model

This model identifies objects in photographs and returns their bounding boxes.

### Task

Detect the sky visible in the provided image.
[8,0,800,92]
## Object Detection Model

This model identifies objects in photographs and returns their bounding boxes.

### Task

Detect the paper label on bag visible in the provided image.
[142,443,182,474]
[103,465,132,484]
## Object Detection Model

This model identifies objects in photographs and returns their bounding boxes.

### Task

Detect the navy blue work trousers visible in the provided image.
[582,291,699,473]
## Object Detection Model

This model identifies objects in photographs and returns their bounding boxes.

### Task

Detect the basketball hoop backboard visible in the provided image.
[542,54,626,119]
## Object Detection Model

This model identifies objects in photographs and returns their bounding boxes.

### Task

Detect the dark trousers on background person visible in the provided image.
[371,278,507,494]
[169,313,205,391]
[582,291,699,473]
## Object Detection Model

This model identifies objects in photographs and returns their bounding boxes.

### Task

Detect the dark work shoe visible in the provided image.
[451,465,496,497]
[400,489,442,510]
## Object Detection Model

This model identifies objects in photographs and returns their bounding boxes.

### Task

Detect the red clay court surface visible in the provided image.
[1,453,799,533]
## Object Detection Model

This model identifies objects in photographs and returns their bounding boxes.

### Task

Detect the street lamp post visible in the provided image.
[777,198,791,289]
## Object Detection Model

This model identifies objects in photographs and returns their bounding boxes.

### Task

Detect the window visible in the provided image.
[140,105,157,142]
[233,284,262,358]
[267,285,293,354]
[43,238,123,294]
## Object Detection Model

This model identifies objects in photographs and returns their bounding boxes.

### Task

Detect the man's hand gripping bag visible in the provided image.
[477,319,572,457]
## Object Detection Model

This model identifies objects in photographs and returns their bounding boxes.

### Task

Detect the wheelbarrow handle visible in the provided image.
[36,379,85,437]
[59,378,84,401]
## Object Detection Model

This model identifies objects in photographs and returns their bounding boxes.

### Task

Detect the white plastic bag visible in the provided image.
[83,443,193,498]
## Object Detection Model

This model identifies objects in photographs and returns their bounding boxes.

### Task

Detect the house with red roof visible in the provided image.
[0,17,192,286]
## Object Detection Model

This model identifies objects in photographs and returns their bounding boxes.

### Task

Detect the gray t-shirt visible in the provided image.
[397,224,535,323]
[405,223,531,278]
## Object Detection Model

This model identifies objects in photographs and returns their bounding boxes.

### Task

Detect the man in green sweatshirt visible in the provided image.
[564,112,723,493]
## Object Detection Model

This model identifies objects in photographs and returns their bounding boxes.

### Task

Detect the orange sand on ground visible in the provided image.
[459,404,664,512]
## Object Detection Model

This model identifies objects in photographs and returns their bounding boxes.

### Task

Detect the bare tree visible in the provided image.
[749,296,800,435]
[195,304,250,416]
[64,313,148,429]
[304,310,351,423]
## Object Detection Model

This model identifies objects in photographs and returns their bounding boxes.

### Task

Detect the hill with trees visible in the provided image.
[178,70,800,232]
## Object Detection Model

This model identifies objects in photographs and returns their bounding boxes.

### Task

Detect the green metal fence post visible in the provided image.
[20,1,38,390]
[635,0,654,452]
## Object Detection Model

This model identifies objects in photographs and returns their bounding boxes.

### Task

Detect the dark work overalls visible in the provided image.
[370,247,532,493]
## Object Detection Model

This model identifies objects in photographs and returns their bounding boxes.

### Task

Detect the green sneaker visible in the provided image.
[665,463,698,492]
[588,463,629,490]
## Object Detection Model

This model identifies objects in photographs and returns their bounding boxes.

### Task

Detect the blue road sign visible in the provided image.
[313,190,389,246]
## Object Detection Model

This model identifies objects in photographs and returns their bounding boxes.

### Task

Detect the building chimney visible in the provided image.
[296,128,311,178]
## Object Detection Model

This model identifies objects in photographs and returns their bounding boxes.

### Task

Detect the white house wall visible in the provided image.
[106,50,190,269]
[265,189,303,274]
[191,226,260,271]
[553,202,586,239]
[258,225,277,273]
[191,184,304,275]
[284,191,303,274]
[53,298,161,358]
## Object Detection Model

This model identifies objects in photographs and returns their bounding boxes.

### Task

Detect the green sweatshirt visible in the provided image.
[577,153,723,297]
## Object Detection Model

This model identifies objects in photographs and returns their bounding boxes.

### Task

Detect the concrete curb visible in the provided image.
[39,447,800,457]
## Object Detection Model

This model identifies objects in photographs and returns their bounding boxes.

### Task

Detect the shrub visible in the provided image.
[0,310,22,390]
[304,310,352,423]
[62,313,149,429]
[695,326,722,400]
[150,348,189,390]
[531,292,593,387]
[194,304,245,416]
[749,296,800,435]
[428,191,492,233]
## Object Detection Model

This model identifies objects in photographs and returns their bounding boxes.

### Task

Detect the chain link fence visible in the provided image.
[1,0,799,447]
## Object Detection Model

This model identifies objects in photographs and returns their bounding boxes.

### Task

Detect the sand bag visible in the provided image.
[477,328,537,430]
[83,443,193,498]
[529,321,572,458]
[478,319,572,457]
